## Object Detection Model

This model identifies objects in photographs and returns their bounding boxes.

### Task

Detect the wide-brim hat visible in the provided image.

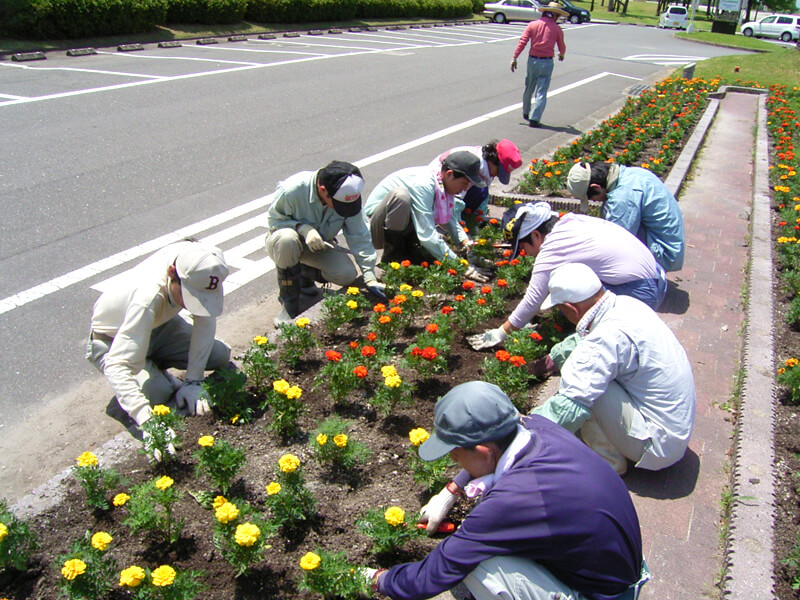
[541,1,569,17]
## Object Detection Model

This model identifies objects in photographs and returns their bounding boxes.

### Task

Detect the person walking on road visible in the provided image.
[87,240,232,430]
[265,160,386,327]
[511,2,567,128]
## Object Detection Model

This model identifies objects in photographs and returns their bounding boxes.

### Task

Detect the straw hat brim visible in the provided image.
[541,4,569,16]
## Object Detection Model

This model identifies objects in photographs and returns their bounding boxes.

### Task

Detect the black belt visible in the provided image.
[529,55,553,59]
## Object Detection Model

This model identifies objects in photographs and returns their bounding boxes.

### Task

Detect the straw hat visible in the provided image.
[541,2,569,17]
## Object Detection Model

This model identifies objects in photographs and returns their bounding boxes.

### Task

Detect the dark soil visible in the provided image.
[2,295,555,600]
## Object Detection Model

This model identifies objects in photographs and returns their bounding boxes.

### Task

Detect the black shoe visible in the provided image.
[529,120,541,128]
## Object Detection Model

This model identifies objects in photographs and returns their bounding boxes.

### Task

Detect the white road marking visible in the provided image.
[623,54,708,65]
[0,69,639,314]
[0,62,160,79]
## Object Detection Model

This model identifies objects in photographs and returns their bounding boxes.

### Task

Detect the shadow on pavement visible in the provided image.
[624,448,700,500]
[658,280,690,315]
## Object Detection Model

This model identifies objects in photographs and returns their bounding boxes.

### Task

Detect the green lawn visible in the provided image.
[570,0,715,30]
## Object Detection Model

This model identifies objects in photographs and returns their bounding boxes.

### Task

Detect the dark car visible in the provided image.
[558,0,591,23]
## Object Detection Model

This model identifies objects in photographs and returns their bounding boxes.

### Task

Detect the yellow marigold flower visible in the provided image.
[334,434,348,448]
[408,428,430,446]
[113,493,130,507]
[316,433,328,446]
[0,523,7,542]
[300,552,321,571]
[91,531,113,551]
[460,259,469,266]
[61,559,87,580]
[346,287,360,295]
[477,238,487,246]
[778,367,786,375]
[235,522,261,547]
[119,565,146,587]
[76,451,98,468]
[346,300,358,310]
[198,435,215,447]
[212,495,228,509]
[390,261,401,270]
[286,386,303,400]
[254,335,268,345]
[399,284,413,291]
[786,358,799,368]
[266,482,281,495]
[155,476,174,491]
[152,404,171,416]
[151,565,176,587]
[273,379,291,395]
[296,317,311,328]
[381,365,398,378]
[411,290,424,298]
[514,200,522,204]
[216,501,239,524]
[385,375,402,388]
[384,506,405,527]
[279,454,301,473]
[231,414,240,424]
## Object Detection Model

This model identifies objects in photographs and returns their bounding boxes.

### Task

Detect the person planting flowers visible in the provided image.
[363,381,648,600]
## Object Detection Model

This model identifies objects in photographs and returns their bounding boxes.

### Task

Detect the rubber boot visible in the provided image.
[579,419,628,476]
[274,264,302,328]
[300,265,323,297]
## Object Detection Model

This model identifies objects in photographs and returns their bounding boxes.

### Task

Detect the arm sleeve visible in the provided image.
[507,267,552,328]
[513,24,532,59]
[343,212,378,279]
[409,190,457,261]
[184,315,216,381]
[444,208,469,246]
[267,183,304,232]
[531,392,591,433]
[102,301,157,425]
[557,29,566,55]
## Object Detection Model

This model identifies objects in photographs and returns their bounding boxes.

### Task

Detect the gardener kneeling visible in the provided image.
[364,381,649,600]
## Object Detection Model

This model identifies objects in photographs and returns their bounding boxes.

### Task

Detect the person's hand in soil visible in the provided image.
[419,484,459,535]
[467,326,507,350]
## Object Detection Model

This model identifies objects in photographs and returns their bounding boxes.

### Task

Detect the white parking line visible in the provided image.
[96,49,272,65]
[0,62,161,79]
[0,70,639,314]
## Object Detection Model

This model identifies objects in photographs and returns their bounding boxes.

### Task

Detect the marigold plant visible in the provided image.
[264,455,316,530]
[72,451,122,511]
[778,356,800,404]
[241,334,280,394]
[202,368,255,425]
[122,477,185,545]
[297,549,370,599]
[140,404,185,463]
[55,531,117,600]
[193,435,247,494]
[482,351,533,411]
[211,498,274,577]
[262,378,307,438]
[370,365,415,416]
[276,318,319,368]
[0,499,37,573]
[356,505,425,555]
[310,416,372,472]
[407,428,455,494]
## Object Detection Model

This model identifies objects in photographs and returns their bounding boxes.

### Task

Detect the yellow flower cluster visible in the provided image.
[0,523,7,542]
[61,558,87,580]
[152,404,171,416]
[385,375,402,388]
[198,435,215,447]
[384,506,405,527]
[212,495,228,510]
[381,365,397,378]
[91,531,113,551]
[778,236,798,243]
[253,335,268,345]
[119,565,146,587]
[76,451,98,468]
[786,358,799,368]
[389,262,401,270]
[346,287,360,295]
[300,552,321,570]
[216,501,240,524]
[113,493,130,507]
[460,259,469,267]
[155,476,174,491]
[151,565,176,587]
[411,290,424,298]
[346,300,358,310]
[279,454,301,473]
[316,433,328,446]
[399,284,413,292]
[296,317,311,328]
[286,385,302,400]
[778,367,786,375]
[235,522,261,547]
[334,434,348,448]
[273,379,290,394]
[408,428,430,447]
[266,482,282,495]
[775,185,791,193]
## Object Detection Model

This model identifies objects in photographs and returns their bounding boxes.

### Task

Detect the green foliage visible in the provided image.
[482,350,531,410]
[193,436,246,494]
[778,358,800,404]
[123,477,185,544]
[297,549,371,600]
[261,378,307,438]
[0,498,38,572]
[356,506,424,555]
[241,335,280,393]
[504,328,549,363]
[167,0,246,24]
[55,531,117,600]
[212,500,274,577]
[783,530,800,591]
[123,565,206,599]
[203,368,255,425]
[786,295,800,328]
[314,350,363,403]
[406,429,454,493]
[72,461,122,511]
[140,406,184,464]
[320,288,371,334]
[310,417,372,470]
[264,455,316,529]
[276,319,318,369]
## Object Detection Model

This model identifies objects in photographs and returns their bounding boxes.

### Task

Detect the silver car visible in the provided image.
[740,14,800,42]
[483,0,542,23]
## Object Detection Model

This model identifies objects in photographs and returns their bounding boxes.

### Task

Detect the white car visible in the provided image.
[658,5,688,29]
[740,14,800,42]
[483,0,542,23]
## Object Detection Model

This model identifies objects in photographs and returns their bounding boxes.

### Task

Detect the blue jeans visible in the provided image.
[523,57,554,122]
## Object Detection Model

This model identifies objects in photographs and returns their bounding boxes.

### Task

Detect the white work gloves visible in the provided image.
[419,485,458,535]
[363,273,387,301]
[142,427,176,463]
[467,326,508,351]
[510,57,518,72]
[304,228,326,252]
[175,380,212,416]
[464,264,492,283]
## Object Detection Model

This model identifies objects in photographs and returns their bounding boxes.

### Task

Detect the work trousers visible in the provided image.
[523,57,554,123]
[265,228,358,286]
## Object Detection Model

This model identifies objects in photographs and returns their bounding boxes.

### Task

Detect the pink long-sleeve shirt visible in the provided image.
[513,17,566,59]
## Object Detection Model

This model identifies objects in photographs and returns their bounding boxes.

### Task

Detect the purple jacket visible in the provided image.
[379,416,642,600]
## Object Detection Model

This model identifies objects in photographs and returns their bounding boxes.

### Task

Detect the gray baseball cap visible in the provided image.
[419,381,520,461]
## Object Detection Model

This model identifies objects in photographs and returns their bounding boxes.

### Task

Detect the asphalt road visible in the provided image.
[0,22,744,434]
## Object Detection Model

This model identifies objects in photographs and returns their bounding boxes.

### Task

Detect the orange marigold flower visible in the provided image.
[489,218,498,225]
[462,281,475,290]
[425,323,439,334]
[510,259,521,266]
[497,279,508,287]
[476,298,486,305]
[401,260,411,267]
[390,306,403,314]
[481,286,491,294]
[448,268,457,276]
[366,332,377,341]
[410,346,423,357]
[496,260,510,267]
[455,295,465,302]
[373,303,386,313]
[361,345,376,357]
[421,347,438,361]
[378,315,391,324]
[509,355,527,367]
[553,323,563,332]
[391,295,407,304]
[503,250,512,258]
[421,261,430,267]
[433,261,442,266]
[495,350,511,362]
[353,366,368,378]
[441,306,454,314]
[530,332,543,341]
[349,341,360,349]
[325,350,341,362]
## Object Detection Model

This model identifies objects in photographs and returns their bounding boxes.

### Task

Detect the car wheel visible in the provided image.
[742,27,753,37]
[781,31,792,42]
[570,14,580,23]
[493,12,507,23]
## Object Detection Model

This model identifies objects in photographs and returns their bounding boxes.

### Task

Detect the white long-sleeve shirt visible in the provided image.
[90,241,217,425]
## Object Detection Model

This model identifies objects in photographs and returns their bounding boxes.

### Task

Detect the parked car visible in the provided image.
[483,0,542,23]
[558,0,591,23]
[658,4,689,29]
[740,14,800,42]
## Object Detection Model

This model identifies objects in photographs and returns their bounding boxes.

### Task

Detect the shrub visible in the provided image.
[0,499,38,573]
[34,0,167,39]
[167,0,247,25]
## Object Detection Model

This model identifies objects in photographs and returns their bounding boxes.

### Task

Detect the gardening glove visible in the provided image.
[303,227,326,252]
[467,326,507,351]
[142,427,176,463]
[363,273,387,301]
[175,380,211,416]
[464,264,492,283]
[419,486,458,535]
[510,57,518,72]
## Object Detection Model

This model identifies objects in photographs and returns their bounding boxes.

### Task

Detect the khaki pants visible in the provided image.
[264,228,358,286]
[368,187,413,250]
